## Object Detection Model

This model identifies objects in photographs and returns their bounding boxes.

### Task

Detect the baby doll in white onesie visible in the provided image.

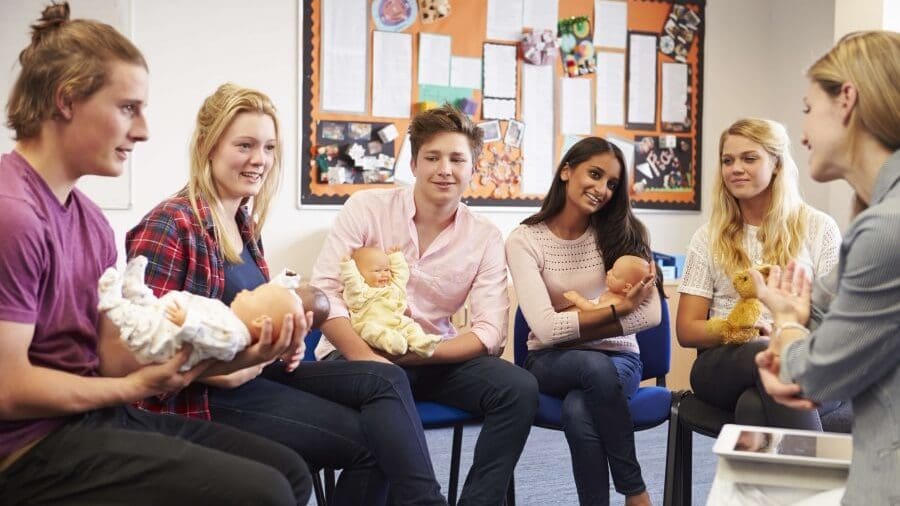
[99,256,302,370]
[340,247,442,357]
[563,255,651,311]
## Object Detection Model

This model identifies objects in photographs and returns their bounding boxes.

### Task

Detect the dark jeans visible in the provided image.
[691,342,822,430]
[0,405,309,506]
[328,352,538,506]
[403,355,538,506]
[526,348,646,506]
[210,360,445,506]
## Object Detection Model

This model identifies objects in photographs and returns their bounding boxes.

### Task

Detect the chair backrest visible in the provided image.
[636,298,671,381]
[303,329,323,362]
[513,308,530,368]
[513,299,671,383]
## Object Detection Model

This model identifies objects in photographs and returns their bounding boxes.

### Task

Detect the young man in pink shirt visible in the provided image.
[312,105,538,505]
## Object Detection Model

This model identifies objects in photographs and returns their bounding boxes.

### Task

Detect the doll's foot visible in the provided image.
[122,256,154,303]
[97,267,124,310]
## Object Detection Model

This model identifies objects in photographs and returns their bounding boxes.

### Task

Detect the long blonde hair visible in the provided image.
[807,31,900,156]
[710,118,809,274]
[188,83,282,263]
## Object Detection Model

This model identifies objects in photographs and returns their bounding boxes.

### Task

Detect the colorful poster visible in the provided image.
[558,16,595,77]
[315,121,398,184]
[372,0,417,32]
[632,135,692,193]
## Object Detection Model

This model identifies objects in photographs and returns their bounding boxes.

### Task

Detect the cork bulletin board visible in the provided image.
[300,0,705,210]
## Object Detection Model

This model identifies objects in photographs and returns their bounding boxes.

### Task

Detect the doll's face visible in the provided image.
[606,255,650,295]
[231,283,302,339]
[352,247,392,288]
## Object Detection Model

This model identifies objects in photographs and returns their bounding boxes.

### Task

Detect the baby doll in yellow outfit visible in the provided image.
[341,247,442,356]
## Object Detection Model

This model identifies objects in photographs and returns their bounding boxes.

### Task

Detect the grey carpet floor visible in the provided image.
[425,423,717,505]
[308,422,717,505]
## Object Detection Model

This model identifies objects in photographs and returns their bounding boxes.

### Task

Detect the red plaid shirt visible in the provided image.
[125,192,269,419]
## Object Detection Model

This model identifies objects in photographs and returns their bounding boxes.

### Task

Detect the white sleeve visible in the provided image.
[809,210,842,278]
[620,288,662,335]
[678,226,714,299]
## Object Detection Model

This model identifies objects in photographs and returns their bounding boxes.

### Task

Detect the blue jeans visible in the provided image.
[526,348,646,505]
[209,360,445,506]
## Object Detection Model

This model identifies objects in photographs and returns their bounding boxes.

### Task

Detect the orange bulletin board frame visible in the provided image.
[300,0,706,209]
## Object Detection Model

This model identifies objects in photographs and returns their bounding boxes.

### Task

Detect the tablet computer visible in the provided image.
[713,424,852,469]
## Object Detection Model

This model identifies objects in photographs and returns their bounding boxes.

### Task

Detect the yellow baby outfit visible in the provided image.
[340,251,441,356]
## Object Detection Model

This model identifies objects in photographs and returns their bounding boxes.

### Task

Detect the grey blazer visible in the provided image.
[782,150,900,505]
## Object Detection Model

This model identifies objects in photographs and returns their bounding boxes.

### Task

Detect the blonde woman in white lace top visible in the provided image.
[507,137,660,506]
[676,118,841,430]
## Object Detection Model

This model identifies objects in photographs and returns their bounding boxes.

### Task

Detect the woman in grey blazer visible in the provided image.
[753,30,900,505]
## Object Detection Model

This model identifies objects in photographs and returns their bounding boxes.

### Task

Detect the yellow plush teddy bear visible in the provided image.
[705,265,771,345]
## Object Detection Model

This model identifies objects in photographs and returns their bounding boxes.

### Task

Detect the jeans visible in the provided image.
[402,355,539,506]
[526,348,646,506]
[209,360,445,506]
[691,342,822,430]
[0,405,309,506]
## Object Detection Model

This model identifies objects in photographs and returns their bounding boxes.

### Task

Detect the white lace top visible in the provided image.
[678,207,841,325]
[506,223,662,353]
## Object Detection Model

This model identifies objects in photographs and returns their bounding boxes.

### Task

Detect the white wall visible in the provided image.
[768,0,835,216]
[0,0,855,276]
[825,0,891,228]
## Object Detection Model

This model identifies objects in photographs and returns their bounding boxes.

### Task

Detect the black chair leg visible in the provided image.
[448,424,464,506]
[505,474,516,506]
[663,393,683,506]
[312,470,327,506]
[680,422,693,506]
[324,468,336,504]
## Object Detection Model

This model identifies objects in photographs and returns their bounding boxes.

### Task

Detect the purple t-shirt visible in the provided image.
[0,151,116,456]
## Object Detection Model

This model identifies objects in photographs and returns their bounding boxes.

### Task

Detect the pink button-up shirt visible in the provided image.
[311,187,509,359]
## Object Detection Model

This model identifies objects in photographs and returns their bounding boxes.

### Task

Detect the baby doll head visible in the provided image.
[296,282,330,329]
[352,247,392,288]
[230,283,302,340]
[606,255,651,295]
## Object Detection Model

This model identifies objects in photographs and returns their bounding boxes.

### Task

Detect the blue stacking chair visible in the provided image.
[303,329,487,506]
[512,299,673,500]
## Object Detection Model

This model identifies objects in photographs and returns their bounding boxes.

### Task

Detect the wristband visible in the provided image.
[774,322,809,336]
[772,322,809,354]
[610,304,618,321]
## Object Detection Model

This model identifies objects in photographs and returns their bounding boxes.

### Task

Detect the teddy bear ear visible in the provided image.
[756,265,772,278]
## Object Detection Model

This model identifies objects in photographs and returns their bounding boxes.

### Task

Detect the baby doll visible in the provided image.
[340,246,442,356]
[563,255,651,311]
[99,256,302,370]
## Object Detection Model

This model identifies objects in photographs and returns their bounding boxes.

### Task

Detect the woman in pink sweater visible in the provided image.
[506,137,661,506]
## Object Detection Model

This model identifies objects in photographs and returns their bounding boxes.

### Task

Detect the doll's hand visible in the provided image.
[386,245,402,254]
[748,261,811,326]
[165,301,187,326]
[563,291,600,311]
